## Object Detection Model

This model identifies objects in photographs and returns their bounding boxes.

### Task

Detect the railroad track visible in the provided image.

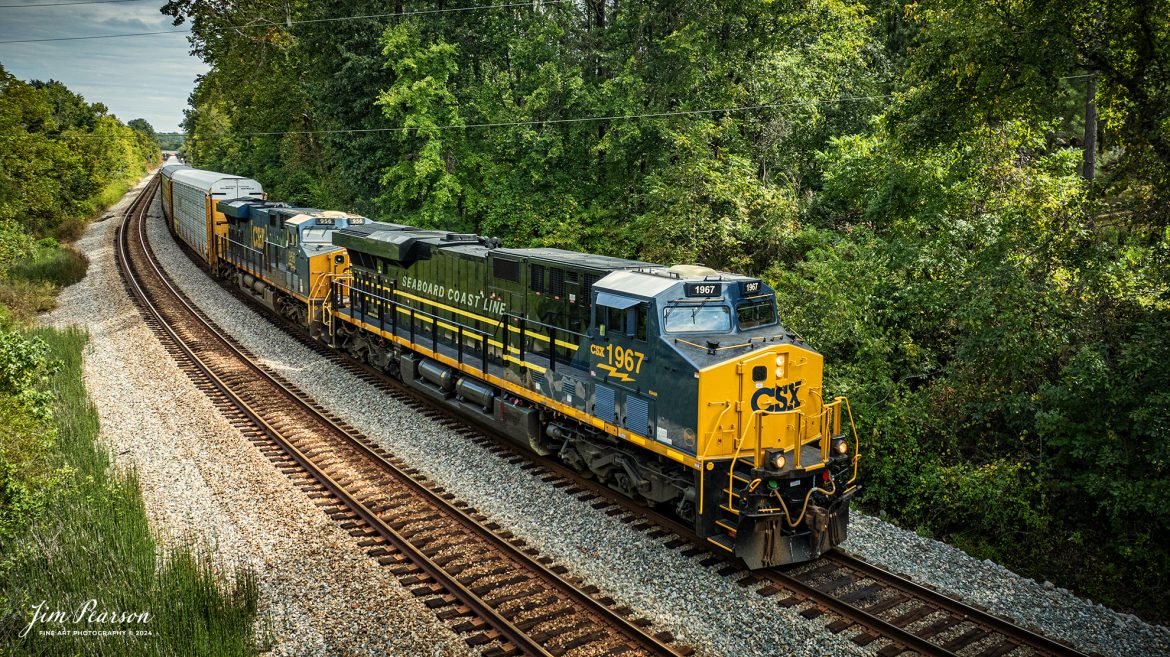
[115,175,687,657]
[150,175,1098,657]
[459,436,1097,657]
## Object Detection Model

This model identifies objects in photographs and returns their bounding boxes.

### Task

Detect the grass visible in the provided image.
[8,245,90,288]
[0,328,260,656]
[0,244,90,324]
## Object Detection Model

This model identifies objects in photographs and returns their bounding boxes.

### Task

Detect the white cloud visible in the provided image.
[0,1,205,132]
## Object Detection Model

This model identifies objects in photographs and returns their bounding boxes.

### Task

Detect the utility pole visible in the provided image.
[1082,72,1097,181]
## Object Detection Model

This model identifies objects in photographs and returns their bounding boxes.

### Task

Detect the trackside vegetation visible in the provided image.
[1,329,260,656]
[0,66,261,654]
[165,0,1169,621]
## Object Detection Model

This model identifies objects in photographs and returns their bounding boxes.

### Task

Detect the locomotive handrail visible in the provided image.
[333,280,494,341]
[500,312,588,373]
[726,397,857,510]
[840,396,861,486]
[218,235,266,278]
[501,312,590,342]
[501,312,586,353]
[699,400,733,462]
[335,279,495,373]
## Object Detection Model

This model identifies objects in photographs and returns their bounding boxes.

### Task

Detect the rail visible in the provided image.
[122,174,685,657]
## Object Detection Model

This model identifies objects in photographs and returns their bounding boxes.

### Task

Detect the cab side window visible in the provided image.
[633,304,647,341]
[606,306,625,334]
[596,303,648,339]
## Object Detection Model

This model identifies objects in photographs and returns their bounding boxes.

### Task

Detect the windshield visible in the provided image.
[663,304,731,333]
[303,227,331,242]
[736,298,776,329]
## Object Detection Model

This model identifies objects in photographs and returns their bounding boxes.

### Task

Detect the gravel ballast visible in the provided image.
[841,515,1170,656]
[141,187,1170,657]
[41,178,476,657]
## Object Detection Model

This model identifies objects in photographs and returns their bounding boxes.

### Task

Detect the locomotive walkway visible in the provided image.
[116,174,687,657]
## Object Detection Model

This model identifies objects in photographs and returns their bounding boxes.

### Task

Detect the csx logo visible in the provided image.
[751,381,803,413]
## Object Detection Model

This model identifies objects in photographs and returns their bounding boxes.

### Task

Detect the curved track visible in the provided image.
[152,175,1097,657]
[116,175,687,657]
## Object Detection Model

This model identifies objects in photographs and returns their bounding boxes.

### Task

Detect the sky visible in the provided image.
[0,0,206,133]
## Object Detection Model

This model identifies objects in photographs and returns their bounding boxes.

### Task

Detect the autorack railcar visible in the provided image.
[159,166,265,263]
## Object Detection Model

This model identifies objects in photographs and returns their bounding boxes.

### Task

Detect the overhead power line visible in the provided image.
[0,0,569,44]
[0,0,152,8]
[209,95,896,138]
[0,94,894,141]
[0,29,188,43]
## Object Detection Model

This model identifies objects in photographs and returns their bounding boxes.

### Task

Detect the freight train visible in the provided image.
[160,163,860,568]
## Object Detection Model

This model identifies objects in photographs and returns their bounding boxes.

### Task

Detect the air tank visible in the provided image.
[418,358,455,391]
[455,377,496,412]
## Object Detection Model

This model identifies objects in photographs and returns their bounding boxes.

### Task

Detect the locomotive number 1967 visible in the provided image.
[590,343,645,375]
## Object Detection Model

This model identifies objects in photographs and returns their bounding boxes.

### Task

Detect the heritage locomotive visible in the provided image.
[160,164,860,568]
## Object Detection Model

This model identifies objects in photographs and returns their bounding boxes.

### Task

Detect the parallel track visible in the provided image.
[116,176,687,657]
[152,175,1097,657]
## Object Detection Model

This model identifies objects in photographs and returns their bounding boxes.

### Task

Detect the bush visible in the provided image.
[0,326,56,560]
[0,242,90,324]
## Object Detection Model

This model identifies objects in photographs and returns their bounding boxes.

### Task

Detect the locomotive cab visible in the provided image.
[586,265,860,568]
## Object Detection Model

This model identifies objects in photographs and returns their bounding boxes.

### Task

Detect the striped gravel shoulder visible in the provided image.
[144,188,1169,657]
[40,176,477,657]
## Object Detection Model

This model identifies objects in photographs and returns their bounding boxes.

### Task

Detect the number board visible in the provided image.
[351,217,366,224]
[317,217,336,225]
[684,282,721,297]
[740,280,761,294]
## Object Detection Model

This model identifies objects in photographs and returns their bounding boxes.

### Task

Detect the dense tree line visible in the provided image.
[163,0,1169,619]
[0,65,160,242]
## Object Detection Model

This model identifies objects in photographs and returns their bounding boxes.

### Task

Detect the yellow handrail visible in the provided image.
[726,408,761,509]
[723,396,860,512]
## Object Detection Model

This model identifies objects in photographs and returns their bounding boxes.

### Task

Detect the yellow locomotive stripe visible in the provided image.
[391,288,580,351]
[387,306,544,372]
[334,311,697,470]
[392,288,501,327]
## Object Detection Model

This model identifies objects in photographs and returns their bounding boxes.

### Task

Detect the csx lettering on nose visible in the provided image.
[750,381,803,413]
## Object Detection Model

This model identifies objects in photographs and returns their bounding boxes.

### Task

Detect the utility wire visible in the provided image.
[0,94,894,140]
[0,0,569,44]
[0,29,188,43]
[207,95,896,138]
[0,0,152,8]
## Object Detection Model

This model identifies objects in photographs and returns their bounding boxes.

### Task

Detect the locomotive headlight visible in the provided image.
[768,451,786,470]
[832,439,849,455]
[775,354,786,379]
